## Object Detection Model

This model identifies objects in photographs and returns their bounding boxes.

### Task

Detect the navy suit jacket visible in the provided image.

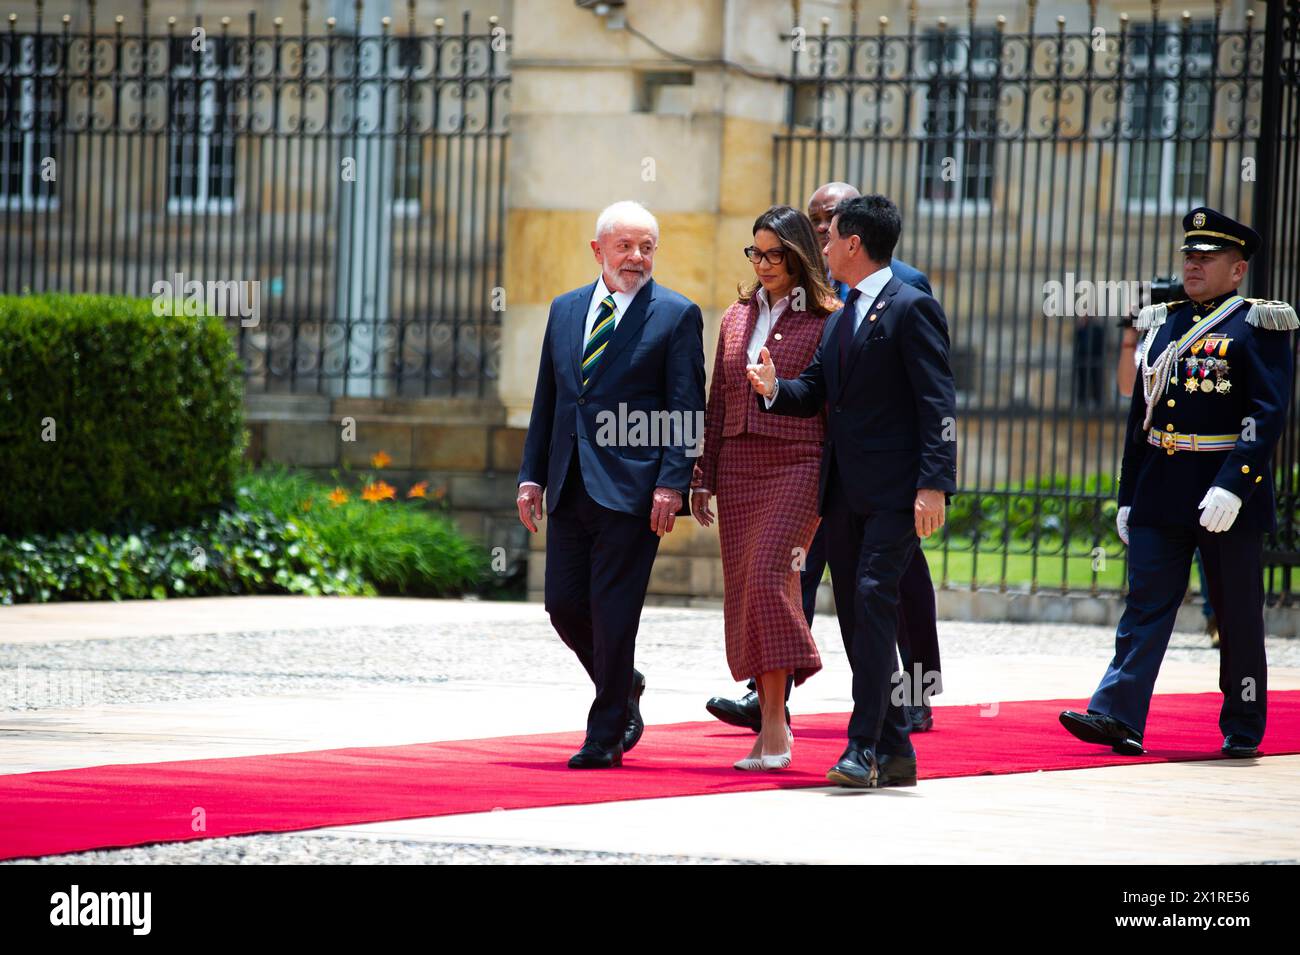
[762,275,958,514]
[519,278,706,518]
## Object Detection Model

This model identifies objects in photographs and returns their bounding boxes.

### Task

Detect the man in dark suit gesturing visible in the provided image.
[517,200,706,769]
[747,194,957,788]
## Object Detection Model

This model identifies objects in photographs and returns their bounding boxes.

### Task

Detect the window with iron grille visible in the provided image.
[1123,20,1213,210]
[0,36,61,210]
[391,35,424,216]
[167,36,238,213]
[917,27,999,211]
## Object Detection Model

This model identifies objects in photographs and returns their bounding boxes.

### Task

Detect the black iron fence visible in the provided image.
[774,0,1300,600]
[0,3,508,398]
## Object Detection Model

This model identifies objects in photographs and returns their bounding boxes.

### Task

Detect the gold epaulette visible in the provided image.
[1245,298,1300,331]
[1134,299,1184,331]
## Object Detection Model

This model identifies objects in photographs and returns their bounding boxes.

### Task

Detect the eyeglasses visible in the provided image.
[744,246,787,266]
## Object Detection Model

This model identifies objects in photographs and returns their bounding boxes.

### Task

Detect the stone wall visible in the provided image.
[244,393,530,580]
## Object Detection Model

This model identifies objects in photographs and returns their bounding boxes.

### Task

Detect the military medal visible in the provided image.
[1184,358,1200,392]
[1211,358,1231,394]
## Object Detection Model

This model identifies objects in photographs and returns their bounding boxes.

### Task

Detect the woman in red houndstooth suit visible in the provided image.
[692,206,839,772]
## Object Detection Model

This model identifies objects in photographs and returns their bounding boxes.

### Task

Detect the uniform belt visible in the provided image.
[1146,429,1238,453]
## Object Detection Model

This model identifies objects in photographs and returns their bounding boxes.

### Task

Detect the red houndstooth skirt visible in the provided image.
[715,432,823,686]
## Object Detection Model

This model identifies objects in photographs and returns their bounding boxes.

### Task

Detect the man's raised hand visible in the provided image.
[746,346,777,398]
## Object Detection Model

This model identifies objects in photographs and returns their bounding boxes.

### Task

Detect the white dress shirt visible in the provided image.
[519,276,637,491]
[747,286,790,365]
[763,265,893,409]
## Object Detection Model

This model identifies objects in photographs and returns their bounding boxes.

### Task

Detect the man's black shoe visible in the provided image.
[705,690,789,733]
[826,742,879,788]
[1059,710,1145,755]
[1221,735,1259,758]
[877,751,918,787]
[623,669,646,753]
[907,704,934,733]
[568,738,623,769]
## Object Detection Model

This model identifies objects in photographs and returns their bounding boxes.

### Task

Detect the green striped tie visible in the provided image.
[581,295,617,386]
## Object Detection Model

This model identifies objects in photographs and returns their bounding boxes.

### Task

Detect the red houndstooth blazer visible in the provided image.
[695,296,830,492]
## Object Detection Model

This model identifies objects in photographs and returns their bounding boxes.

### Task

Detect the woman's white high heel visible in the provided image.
[760,726,794,771]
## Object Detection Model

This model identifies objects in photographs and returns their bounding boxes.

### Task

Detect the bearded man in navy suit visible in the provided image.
[517,200,706,769]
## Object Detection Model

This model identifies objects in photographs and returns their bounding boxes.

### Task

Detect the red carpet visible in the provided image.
[3,691,1299,861]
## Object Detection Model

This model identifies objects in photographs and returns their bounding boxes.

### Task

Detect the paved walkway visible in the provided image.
[2,596,1298,864]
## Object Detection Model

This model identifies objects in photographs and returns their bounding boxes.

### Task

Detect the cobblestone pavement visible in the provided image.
[3,834,771,866]
[3,607,1295,713]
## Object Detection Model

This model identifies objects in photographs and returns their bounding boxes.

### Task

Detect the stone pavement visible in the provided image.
[2,596,1298,864]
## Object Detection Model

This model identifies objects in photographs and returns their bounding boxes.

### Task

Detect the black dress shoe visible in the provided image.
[1221,735,1259,758]
[623,669,646,753]
[568,739,623,769]
[1059,710,1145,755]
[877,751,918,787]
[705,690,790,733]
[826,742,879,788]
[907,704,934,733]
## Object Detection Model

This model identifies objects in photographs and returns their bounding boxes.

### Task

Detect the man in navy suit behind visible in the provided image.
[517,200,706,769]
[747,194,957,788]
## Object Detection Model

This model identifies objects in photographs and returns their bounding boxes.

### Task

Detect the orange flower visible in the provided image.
[407,481,429,498]
[361,480,397,502]
[302,498,314,512]
[370,450,392,469]
[328,487,349,506]
[432,485,447,501]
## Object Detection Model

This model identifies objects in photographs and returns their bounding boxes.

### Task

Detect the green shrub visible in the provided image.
[0,509,371,604]
[238,468,489,597]
[0,293,245,534]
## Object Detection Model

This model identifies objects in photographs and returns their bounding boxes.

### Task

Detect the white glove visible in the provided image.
[1198,486,1242,533]
[1116,506,1130,546]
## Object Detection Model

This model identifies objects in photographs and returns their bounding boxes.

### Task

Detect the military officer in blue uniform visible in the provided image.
[1061,208,1297,758]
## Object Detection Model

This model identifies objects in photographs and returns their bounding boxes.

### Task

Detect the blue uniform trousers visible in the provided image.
[1090,523,1267,743]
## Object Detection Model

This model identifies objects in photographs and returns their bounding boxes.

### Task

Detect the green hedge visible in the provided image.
[0,509,371,604]
[0,293,245,534]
